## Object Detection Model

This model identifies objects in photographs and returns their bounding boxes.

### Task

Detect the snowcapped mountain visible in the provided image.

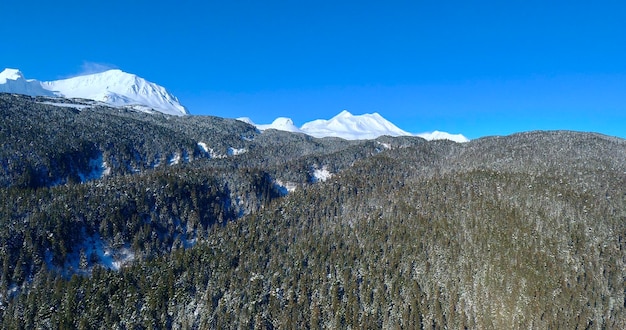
[301,110,411,140]
[241,111,469,142]
[416,130,469,143]
[0,68,56,96]
[251,117,303,133]
[0,68,188,116]
[1,68,465,141]
[42,70,188,116]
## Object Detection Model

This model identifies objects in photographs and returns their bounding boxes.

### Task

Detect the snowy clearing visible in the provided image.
[312,166,333,182]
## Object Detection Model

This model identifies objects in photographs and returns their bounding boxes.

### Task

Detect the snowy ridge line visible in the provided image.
[238,111,469,143]
[0,68,188,116]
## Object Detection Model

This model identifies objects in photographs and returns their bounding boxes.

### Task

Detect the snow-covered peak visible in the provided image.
[250,110,469,142]
[0,68,188,116]
[256,117,302,133]
[42,69,188,116]
[301,110,411,140]
[0,68,56,96]
[0,68,24,83]
[271,117,296,127]
[335,109,353,118]
[236,117,255,125]
[416,130,469,143]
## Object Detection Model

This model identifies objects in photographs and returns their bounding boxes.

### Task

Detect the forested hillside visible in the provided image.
[0,93,625,328]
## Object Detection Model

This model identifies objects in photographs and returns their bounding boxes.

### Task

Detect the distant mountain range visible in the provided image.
[0,68,468,142]
[240,111,469,142]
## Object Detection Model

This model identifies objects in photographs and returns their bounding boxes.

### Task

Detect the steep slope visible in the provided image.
[0,68,188,115]
[41,69,188,116]
[0,92,426,283]
[1,93,414,189]
[0,93,249,188]
[2,129,624,328]
[1,94,625,328]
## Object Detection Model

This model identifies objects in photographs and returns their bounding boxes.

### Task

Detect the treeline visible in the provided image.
[1,93,420,189]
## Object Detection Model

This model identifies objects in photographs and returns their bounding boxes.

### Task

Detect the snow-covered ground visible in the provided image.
[45,232,135,276]
[169,153,182,165]
[274,180,298,196]
[37,101,93,110]
[311,166,333,182]
[197,142,209,154]
[228,147,247,156]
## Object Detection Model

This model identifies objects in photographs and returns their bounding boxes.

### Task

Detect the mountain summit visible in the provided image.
[0,68,56,96]
[42,70,188,116]
[0,68,188,116]
[301,110,412,140]
[244,111,469,142]
[0,68,23,82]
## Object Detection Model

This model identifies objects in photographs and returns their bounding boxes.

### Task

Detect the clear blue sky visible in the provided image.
[2,0,625,139]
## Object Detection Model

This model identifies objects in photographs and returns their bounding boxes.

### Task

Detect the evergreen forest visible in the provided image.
[0,93,625,328]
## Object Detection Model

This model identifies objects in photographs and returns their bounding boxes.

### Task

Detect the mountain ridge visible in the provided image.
[2,68,467,141]
[242,111,470,142]
[41,69,189,116]
[0,68,188,115]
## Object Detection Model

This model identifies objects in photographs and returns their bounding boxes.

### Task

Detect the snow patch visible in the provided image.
[47,233,136,276]
[210,149,227,159]
[183,238,197,249]
[210,148,227,159]
[149,155,162,168]
[110,247,135,271]
[197,142,230,159]
[169,153,181,165]
[197,142,209,153]
[241,134,255,141]
[311,166,333,182]
[182,150,190,163]
[1,284,20,302]
[37,101,92,110]
[275,180,298,196]
[228,147,247,156]
[377,141,392,150]
[102,162,111,176]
